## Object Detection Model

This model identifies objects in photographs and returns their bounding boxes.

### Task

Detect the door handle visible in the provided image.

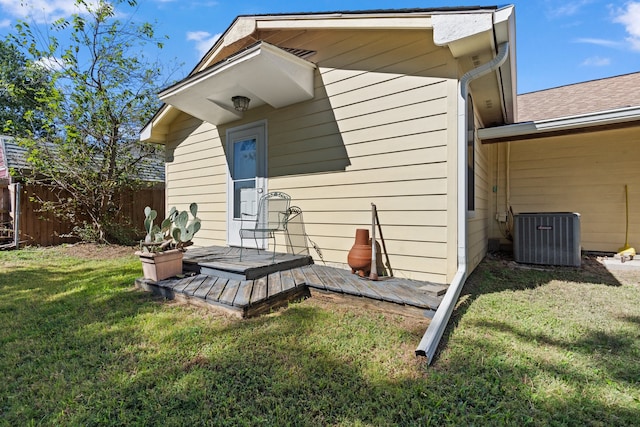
[257,188,263,193]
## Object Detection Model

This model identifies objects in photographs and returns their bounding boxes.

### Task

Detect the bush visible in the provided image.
[72,220,141,246]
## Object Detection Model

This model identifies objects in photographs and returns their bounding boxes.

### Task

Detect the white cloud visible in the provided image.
[574,37,621,48]
[34,56,66,71]
[546,0,593,18]
[613,1,640,51]
[580,56,611,66]
[186,31,221,57]
[0,18,10,28]
[0,0,103,24]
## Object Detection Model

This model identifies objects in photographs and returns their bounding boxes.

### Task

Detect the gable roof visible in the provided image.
[517,72,640,121]
[0,135,165,183]
[142,5,516,143]
[189,7,500,76]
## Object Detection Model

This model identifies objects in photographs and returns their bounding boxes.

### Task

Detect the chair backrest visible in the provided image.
[256,192,291,231]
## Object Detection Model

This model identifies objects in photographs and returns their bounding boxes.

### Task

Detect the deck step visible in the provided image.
[183,246,313,280]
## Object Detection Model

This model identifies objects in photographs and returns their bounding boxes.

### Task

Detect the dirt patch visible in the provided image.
[304,290,431,330]
[485,250,640,286]
[45,242,137,260]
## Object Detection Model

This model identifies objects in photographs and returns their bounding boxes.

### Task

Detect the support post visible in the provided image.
[369,203,378,280]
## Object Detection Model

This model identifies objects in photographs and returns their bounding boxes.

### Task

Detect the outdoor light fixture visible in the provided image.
[232,96,250,112]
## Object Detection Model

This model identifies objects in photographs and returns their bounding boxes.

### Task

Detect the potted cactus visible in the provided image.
[136,203,201,282]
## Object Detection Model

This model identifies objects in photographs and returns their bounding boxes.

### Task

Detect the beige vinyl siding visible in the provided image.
[165,114,228,243]
[467,110,491,271]
[165,29,459,283]
[488,127,640,252]
[487,142,509,243]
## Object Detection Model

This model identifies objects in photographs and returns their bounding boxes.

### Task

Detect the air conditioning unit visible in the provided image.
[513,212,581,267]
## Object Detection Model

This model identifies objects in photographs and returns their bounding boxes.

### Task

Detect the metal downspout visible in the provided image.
[415,41,510,362]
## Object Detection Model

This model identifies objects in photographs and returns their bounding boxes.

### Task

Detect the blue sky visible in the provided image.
[0,1,639,94]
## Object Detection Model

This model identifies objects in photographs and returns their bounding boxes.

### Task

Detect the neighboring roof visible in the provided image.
[0,135,165,183]
[479,71,640,143]
[478,105,640,143]
[517,72,640,121]
[0,135,30,171]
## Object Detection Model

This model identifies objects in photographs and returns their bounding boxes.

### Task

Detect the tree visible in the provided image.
[10,0,171,243]
[0,38,55,136]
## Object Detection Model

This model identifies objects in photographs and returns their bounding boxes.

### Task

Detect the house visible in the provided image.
[140,5,638,360]
[142,6,516,280]
[0,135,166,246]
[0,135,22,243]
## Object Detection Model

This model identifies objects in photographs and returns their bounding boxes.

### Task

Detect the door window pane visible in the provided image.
[233,138,257,219]
[233,138,256,180]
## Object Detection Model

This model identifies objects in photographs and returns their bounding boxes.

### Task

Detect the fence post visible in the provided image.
[13,182,20,249]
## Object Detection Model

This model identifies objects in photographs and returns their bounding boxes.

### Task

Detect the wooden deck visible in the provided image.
[182,246,313,280]
[135,246,448,318]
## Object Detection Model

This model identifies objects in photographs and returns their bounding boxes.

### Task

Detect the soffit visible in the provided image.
[158,41,316,127]
[432,5,516,126]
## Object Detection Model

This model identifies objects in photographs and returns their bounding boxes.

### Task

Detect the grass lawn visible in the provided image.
[0,244,638,426]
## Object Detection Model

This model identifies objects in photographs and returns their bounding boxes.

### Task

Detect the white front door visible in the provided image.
[226,121,267,247]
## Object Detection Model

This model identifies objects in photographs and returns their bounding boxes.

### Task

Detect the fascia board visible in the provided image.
[493,5,517,123]
[432,12,493,57]
[140,104,180,143]
[195,17,257,73]
[478,106,640,141]
[159,43,264,99]
[256,16,433,30]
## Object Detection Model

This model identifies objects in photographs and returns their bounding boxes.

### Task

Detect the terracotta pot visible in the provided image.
[347,228,372,277]
[135,249,184,282]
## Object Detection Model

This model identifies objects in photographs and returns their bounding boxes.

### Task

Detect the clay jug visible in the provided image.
[347,228,372,277]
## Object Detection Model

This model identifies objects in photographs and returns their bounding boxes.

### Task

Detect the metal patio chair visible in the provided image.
[239,191,291,262]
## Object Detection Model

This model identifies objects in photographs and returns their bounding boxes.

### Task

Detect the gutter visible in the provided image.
[415,41,510,363]
[478,105,640,143]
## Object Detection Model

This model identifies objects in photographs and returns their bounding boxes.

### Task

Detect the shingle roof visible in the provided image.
[240,6,499,18]
[517,72,640,122]
[0,135,30,171]
[0,135,165,183]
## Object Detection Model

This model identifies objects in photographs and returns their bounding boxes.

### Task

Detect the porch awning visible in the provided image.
[158,41,317,126]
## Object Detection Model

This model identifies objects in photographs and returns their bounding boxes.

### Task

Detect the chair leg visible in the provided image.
[272,234,276,262]
[254,236,260,255]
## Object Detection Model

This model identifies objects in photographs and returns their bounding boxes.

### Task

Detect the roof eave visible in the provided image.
[493,5,517,124]
[157,41,316,128]
[478,106,640,143]
[140,6,513,143]
[432,5,516,126]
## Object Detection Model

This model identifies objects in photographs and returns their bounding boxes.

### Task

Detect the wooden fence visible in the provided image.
[14,183,165,246]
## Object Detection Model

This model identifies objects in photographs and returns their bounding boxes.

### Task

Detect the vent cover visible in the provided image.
[513,212,581,267]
